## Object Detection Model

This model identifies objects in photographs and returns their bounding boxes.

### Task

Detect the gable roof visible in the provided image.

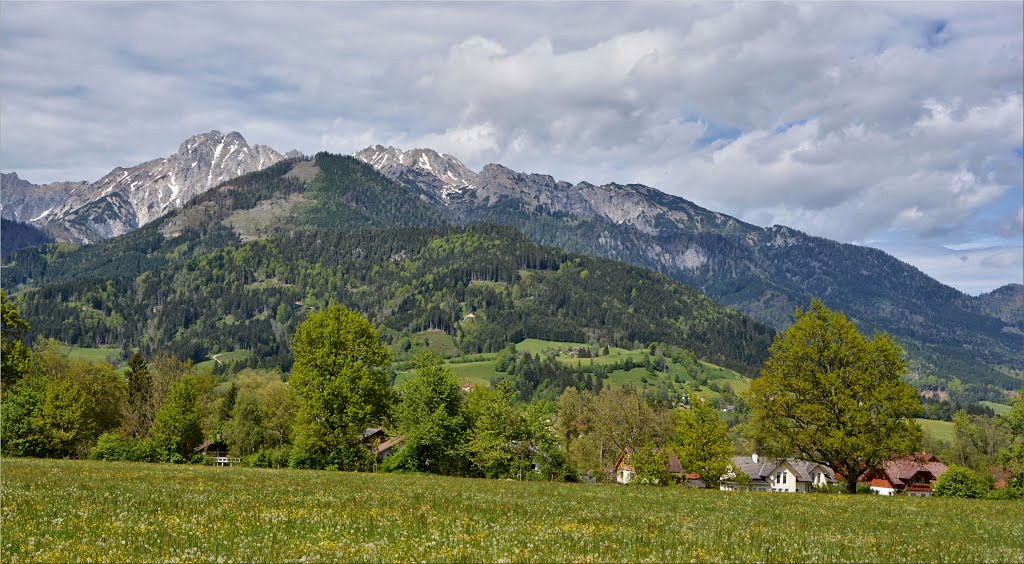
[862,453,948,487]
[377,436,404,454]
[726,456,836,483]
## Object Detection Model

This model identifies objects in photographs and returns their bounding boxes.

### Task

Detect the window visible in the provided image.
[782,471,788,484]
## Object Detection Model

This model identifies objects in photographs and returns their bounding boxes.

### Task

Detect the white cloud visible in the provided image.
[0,1,1021,293]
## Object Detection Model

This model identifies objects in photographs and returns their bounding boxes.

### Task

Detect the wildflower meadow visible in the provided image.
[2,457,1021,563]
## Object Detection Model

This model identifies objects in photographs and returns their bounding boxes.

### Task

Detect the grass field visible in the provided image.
[194,350,253,373]
[980,400,1012,416]
[2,458,1021,563]
[59,346,121,364]
[513,339,749,403]
[917,418,955,443]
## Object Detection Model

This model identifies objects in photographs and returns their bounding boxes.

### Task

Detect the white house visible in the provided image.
[720,454,837,492]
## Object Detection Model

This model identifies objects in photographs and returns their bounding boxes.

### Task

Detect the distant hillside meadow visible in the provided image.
[2,458,1021,563]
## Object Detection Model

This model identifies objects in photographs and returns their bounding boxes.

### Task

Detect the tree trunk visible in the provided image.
[845,471,859,494]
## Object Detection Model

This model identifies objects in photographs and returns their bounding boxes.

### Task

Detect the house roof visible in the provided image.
[860,453,948,487]
[377,436,404,454]
[726,456,837,483]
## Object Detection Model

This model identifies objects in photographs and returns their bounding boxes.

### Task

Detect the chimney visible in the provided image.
[752,453,759,464]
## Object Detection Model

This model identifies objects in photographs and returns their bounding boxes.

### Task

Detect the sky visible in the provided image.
[1,1,1021,295]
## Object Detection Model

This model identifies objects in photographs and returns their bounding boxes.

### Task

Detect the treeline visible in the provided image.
[4,295,1021,498]
[0,299,710,485]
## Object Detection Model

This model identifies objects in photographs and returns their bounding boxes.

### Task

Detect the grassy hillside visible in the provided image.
[917,418,955,443]
[980,400,1012,416]
[3,458,1020,563]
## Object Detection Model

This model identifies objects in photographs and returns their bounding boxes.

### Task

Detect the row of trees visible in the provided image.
[2,290,215,462]
[3,292,1021,496]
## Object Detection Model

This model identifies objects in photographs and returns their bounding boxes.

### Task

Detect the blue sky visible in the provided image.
[1,1,1021,295]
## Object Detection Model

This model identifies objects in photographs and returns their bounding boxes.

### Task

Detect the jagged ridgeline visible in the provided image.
[1,154,775,375]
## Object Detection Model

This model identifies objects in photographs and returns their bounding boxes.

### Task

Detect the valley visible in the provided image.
[5,140,1020,402]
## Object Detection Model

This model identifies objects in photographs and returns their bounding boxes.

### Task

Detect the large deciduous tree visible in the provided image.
[998,396,1024,492]
[591,386,672,462]
[747,299,922,493]
[389,351,467,474]
[672,397,733,488]
[288,305,393,470]
[149,371,214,462]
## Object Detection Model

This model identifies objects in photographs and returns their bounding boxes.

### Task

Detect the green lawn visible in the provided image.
[410,330,461,358]
[917,418,955,443]
[392,362,493,390]
[2,458,1021,563]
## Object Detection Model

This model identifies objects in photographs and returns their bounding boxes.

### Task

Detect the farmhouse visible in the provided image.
[859,453,948,496]
[720,454,837,492]
[376,436,405,459]
[362,427,405,460]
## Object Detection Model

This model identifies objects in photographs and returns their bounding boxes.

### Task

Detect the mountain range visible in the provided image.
[352,145,1022,396]
[1,131,297,243]
[2,132,1021,400]
[1,154,775,383]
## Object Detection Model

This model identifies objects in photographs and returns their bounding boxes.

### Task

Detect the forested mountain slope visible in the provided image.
[355,147,1023,399]
[1,154,774,377]
[0,218,54,254]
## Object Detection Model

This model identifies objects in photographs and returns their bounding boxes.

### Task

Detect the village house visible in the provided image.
[376,436,405,459]
[361,428,388,444]
[614,448,700,485]
[859,453,948,496]
[720,454,837,492]
[362,427,405,461]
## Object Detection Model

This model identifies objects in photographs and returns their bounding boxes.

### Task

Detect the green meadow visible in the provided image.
[2,458,1020,563]
[917,418,956,443]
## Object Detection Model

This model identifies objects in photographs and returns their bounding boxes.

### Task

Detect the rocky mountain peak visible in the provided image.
[355,145,478,203]
[2,130,295,244]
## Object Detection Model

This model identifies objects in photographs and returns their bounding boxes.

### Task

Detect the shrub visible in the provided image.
[855,483,875,495]
[91,432,134,461]
[91,433,160,463]
[984,484,1023,500]
[933,465,987,498]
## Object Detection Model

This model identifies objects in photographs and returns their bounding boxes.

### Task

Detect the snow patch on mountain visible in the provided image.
[354,145,477,203]
[2,131,297,243]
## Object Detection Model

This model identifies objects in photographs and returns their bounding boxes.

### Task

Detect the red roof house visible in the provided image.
[860,453,948,496]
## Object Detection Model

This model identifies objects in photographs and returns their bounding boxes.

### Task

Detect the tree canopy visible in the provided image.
[746,299,922,493]
[288,305,393,470]
[388,351,467,474]
[672,398,733,488]
[1,290,31,391]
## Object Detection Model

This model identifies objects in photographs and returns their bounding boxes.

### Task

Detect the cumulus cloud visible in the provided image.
[0,1,1021,292]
